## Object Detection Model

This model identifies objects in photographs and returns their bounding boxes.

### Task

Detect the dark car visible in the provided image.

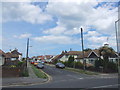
[56,63,65,69]
[36,63,44,69]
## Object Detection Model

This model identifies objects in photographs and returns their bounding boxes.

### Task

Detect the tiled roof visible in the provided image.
[37,56,45,60]
[76,50,92,59]
[11,50,22,55]
[65,51,82,55]
[52,54,64,62]
[0,49,6,56]
[45,55,53,59]
[5,52,19,58]
[93,49,100,56]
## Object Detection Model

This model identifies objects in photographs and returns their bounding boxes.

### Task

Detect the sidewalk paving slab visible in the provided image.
[2,61,48,87]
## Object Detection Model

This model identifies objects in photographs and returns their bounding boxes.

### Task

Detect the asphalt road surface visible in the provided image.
[9,64,119,89]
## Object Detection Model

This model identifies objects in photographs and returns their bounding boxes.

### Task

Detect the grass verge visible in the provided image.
[21,69,29,77]
[31,64,48,79]
[64,67,99,75]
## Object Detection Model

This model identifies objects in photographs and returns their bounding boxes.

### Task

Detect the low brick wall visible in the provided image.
[2,63,26,78]
[2,67,20,77]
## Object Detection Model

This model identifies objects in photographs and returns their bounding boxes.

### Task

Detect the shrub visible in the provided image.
[75,62,84,69]
[95,59,104,69]
[21,69,29,77]
[87,66,95,71]
[107,62,118,72]
[17,61,24,67]
[68,56,74,63]
[9,65,16,68]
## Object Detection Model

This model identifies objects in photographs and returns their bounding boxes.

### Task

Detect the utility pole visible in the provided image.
[81,28,85,71]
[115,2,120,88]
[26,38,29,68]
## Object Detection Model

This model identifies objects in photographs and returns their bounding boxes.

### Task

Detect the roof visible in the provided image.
[0,49,6,56]
[37,56,45,60]
[52,54,64,62]
[11,49,22,55]
[65,51,82,55]
[45,55,53,59]
[5,52,19,58]
[52,55,60,60]
[93,49,100,56]
[76,50,92,59]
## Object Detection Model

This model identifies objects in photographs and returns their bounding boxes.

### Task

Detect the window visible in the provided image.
[65,55,68,58]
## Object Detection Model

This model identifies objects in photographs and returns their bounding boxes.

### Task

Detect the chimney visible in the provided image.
[62,51,65,54]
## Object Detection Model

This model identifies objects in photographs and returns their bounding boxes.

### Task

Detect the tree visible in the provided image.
[99,46,116,71]
[83,48,92,52]
[68,56,74,67]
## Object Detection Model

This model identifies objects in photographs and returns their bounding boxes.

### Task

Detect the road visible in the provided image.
[8,64,119,89]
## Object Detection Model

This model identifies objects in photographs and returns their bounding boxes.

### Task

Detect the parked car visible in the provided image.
[30,60,34,64]
[56,63,65,69]
[41,61,45,64]
[36,63,44,69]
[34,61,38,66]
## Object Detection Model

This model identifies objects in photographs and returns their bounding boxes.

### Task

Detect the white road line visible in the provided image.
[67,75,81,79]
[91,84,120,88]
[78,78,83,79]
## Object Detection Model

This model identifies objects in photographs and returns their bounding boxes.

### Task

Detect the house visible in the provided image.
[52,51,82,63]
[76,49,100,66]
[52,49,119,67]
[44,55,53,63]
[76,49,119,66]
[0,49,6,66]
[5,49,22,61]
[37,56,45,61]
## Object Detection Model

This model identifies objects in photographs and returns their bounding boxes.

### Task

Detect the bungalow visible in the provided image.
[76,49,100,66]
[0,49,6,66]
[52,49,118,67]
[52,51,82,63]
[76,49,118,66]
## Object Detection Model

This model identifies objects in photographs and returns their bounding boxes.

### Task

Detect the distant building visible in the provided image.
[37,56,45,61]
[44,55,53,63]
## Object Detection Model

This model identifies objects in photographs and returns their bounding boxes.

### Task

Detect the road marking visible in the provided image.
[78,78,83,79]
[91,84,120,88]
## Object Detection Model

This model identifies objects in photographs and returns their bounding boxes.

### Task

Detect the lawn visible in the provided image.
[64,67,99,75]
[31,64,48,79]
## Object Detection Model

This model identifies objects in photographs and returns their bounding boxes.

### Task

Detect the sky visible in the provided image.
[1,0,119,57]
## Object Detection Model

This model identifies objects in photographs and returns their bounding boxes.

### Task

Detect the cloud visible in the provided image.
[46,1,117,34]
[33,35,79,44]
[45,1,118,49]
[43,26,66,35]
[2,2,52,24]
[13,33,32,39]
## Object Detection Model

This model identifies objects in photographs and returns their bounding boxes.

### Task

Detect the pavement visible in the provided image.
[2,62,48,87]
[11,64,119,88]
